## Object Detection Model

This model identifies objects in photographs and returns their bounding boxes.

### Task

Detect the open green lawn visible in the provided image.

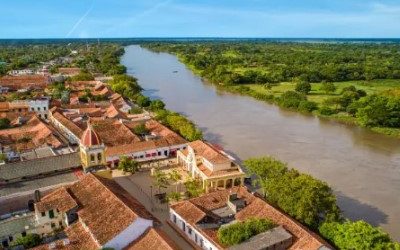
[247,79,400,106]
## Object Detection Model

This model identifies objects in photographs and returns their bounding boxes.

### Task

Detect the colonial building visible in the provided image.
[79,121,107,172]
[169,187,332,250]
[32,173,179,250]
[177,140,246,192]
[49,106,188,167]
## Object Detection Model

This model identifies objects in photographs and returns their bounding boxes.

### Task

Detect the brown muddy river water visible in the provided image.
[122,45,400,240]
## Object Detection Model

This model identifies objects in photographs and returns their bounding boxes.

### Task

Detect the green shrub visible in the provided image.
[279,91,306,109]
[217,218,276,246]
[295,81,311,95]
[11,234,42,248]
[298,100,318,113]
[319,106,336,116]
[0,118,10,129]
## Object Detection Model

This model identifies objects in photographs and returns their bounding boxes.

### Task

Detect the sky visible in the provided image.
[1,0,400,38]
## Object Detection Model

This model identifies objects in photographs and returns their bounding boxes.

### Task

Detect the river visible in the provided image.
[121,45,400,240]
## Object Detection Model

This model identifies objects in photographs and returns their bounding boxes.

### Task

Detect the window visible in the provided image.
[37,107,41,111]
[195,234,198,243]
[97,153,102,162]
[164,150,168,156]
[8,236,13,242]
[59,221,63,226]
[49,209,54,218]
[173,214,177,223]
[31,108,34,111]
[158,151,161,156]
[51,223,56,228]
[44,114,48,119]
[21,231,26,237]
[90,154,95,163]
[41,211,46,217]
[188,227,192,235]
[43,107,46,111]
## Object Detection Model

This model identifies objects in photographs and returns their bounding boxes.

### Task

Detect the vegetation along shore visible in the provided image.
[143,42,400,138]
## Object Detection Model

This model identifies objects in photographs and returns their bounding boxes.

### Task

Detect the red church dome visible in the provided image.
[81,122,101,147]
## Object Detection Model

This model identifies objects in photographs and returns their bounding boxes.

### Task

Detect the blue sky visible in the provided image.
[1,0,400,38]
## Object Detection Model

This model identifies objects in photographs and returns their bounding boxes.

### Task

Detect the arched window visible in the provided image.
[90,154,95,163]
[97,153,102,162]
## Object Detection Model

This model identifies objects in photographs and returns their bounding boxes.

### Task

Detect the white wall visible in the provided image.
[103,217,153,249]
[170,209,218,250]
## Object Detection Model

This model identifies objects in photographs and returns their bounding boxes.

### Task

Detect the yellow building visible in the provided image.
[177,140,246,193]
[79,122,106,172]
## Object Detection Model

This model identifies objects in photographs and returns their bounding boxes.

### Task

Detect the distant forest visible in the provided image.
[144,42,400,84]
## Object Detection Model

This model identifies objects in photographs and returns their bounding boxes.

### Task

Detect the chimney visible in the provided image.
[34,190,41,202]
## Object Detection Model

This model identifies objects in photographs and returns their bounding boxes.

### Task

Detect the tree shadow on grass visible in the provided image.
[335,191,388,226]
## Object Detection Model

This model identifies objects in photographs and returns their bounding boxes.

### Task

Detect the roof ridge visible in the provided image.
[86,173,139,219]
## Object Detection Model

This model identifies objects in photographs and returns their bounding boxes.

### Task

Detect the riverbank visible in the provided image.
[142,43,400,139]
[179,53,400,139]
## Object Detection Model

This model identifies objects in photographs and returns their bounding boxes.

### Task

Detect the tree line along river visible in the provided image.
[121,45,400,241]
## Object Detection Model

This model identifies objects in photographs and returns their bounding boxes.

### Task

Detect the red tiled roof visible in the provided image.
[171,187,331,250]
[0,75,50,89]
[0,115,63,151]
[35,187,77,213]
[188,140,231,165]
[52,111,84,138]
[68,174,158,245]
[124,228,180,250]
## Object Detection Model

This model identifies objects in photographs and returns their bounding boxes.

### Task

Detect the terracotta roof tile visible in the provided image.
[124,228,180,250]
[35,187,77,213]
[188,140,231,165]
[0,75,50,89]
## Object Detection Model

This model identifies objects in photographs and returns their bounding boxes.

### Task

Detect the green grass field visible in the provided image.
[247,79,400,106]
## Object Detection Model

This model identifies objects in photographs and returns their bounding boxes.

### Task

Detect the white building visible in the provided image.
[11,97,50,119]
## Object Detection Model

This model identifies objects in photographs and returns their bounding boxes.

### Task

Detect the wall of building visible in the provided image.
[170,209,218,250]
[103,217,153,249]
[34,208,65,236]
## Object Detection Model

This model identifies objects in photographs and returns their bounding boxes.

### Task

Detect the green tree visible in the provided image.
[133,123,149,135]
[0,118,11,129]
[11,234,42,248]
[319,220,400,250]
[168,169,182,192]
[153,169,170,194]
[356,95,391,127]
[136,95,151,107]
[118,156,139,174]
[295,81,312,95]
[298,100,318,113]
[244,157,340,229]
[70,72,94,81]
[184,178,204,198]
[320,82,337,94]
[149,99,166,111]
[167,191,182,202]
[279,91,306,109]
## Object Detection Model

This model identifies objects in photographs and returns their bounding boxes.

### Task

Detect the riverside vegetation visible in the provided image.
[143,42,400,138]
[245,156,400,249]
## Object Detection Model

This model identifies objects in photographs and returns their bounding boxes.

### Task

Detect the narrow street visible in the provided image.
[113,170,194,250]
